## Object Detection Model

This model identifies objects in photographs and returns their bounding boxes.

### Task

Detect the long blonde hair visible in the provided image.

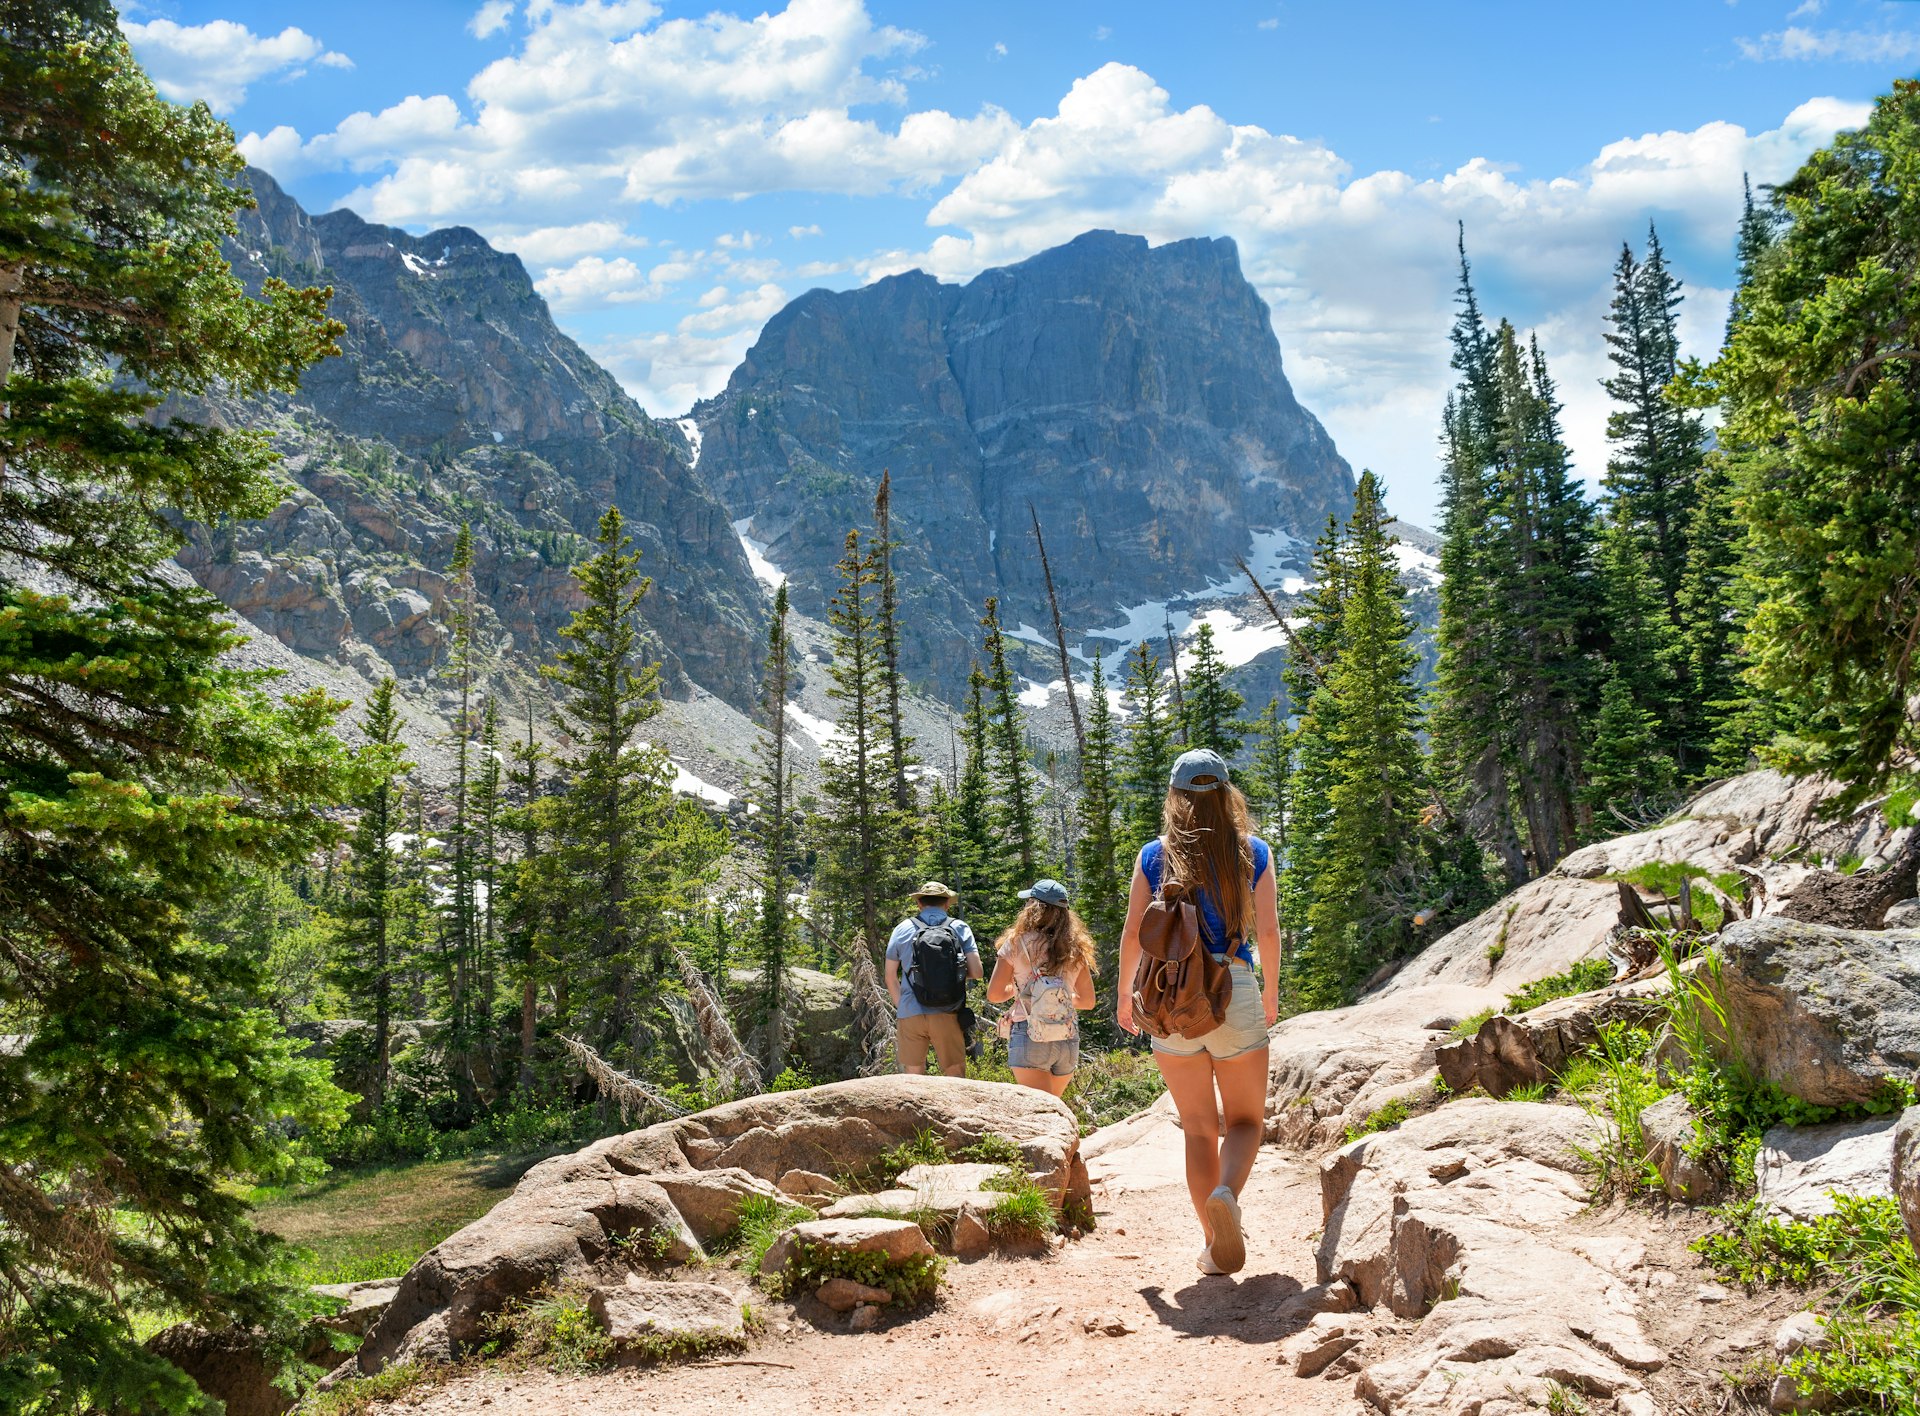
[1160,782,1256,943]
[995,900,1098,978]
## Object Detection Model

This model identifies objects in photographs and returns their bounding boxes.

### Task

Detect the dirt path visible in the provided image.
[368,1107,1382,1416]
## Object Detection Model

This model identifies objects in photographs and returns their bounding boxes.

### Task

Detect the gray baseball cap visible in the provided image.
[1018,878,1070,905]
[1169,747,1230,792]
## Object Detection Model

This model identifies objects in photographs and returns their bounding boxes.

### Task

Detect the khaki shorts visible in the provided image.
[1150,963,1270,1061]
[897,1011,966,1076]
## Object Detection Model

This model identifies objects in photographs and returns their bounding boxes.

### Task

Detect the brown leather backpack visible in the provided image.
[1130,877,1231,1039]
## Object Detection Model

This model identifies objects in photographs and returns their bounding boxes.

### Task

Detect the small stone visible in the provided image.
[776,1169,842,1203]
[1615,1394,1657,1416]
[952,1206,991,1261]
[791,1217,934,1264]
[1697,1283,1732,1303]
[1299,1281,1359,1314]
[759,1231,796,1276]
[1770,1371,1830,1413]
[848,1304,882,1333]
[1774,1310,1829,1359]
[815,1277,891,1313]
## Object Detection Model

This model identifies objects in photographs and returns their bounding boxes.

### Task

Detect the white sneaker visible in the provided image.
[1204,1185,1245,1275]
[1196,1246,1225,1276]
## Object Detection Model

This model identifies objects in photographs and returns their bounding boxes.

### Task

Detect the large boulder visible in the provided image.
[1318,1099,1664,1413]
[1714,918,1920,1108]
[1370,875,1625,999]
[587,1276,747,1351]
[1267,983,1501,1148]
[145,1325,289,1416]
[726,966,858,1081]
[1755,1117,1898,1221]
[1894,1107,1920,1254]
[349,1076,1076,1376]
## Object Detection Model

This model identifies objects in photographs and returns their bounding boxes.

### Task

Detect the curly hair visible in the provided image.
[994,899,1098,978]
[1159,780,1256,944]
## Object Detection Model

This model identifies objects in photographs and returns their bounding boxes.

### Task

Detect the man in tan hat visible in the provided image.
[884,881,982,1076]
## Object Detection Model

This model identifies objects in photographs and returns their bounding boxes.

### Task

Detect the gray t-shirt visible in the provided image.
[885,908,979,1019]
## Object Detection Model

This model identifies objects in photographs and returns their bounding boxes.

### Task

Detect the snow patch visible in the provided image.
[669,760,735,809]
[731,518,784,593]
[785,702,841,750]
[1392,542,1441,584]
[676,417,704,468]
[491,431,505,444]
[1189,607,1289,669]
[400,251,433,278]
[1017,678,1059,709]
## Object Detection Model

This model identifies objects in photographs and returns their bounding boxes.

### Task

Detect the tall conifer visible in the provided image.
[1076,657,1126,973]
[817,531,893,951]
[751,584,796,1072]
[1180,622,1246,757]
[980,597,1040,879]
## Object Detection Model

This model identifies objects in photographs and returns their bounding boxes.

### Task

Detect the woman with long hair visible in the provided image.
[986,879,1098,1097]
[1117,748,1280,1276]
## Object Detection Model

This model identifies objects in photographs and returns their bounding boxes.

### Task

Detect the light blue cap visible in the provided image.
[1018,878,1070,905]
[1169,747,1229,792]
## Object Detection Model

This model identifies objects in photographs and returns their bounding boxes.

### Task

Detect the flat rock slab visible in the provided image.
[310,1278,402,1340]
[791,1216,934,1263]
[821,1162,1010,1220]
[1756,1116,1897,1220]
[588,1277,745,1349]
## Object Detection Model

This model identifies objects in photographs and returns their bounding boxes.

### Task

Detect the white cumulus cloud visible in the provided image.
[469,1,517,38]
[1736,25,1920,62]
[125,18,351,113]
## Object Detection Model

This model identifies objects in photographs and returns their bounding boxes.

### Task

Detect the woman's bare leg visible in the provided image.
[1012,1066,1071,1097]
[1154,1049,1224,1234]
[1213,1046,1269,1199]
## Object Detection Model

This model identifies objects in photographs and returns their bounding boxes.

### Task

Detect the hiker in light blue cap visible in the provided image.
[985,878,1097,1097]
[1116,746,1281,1278]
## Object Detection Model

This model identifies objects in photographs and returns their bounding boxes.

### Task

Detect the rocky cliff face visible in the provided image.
[697,231,1353,689]
[183,170,763,709]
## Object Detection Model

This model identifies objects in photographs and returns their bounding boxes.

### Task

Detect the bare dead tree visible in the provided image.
[557,1033,687,1124]
[674,948,764,1097]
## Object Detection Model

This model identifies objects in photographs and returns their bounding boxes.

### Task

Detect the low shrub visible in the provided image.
[726,1195,813,1273]
[1694,1194,1905,1291]
[1502,959,1616,1015]
[1344,1097,1413,1143]
[1066,1047,1167,1131]
[769,1240,945,1304]
[323,1100,611,1169]
[984,1169,1057,1242]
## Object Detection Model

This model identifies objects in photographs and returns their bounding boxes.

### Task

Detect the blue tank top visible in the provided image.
[1138,835,1269,967]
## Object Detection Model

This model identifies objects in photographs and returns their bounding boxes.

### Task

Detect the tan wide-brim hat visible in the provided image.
[912,880,957,903]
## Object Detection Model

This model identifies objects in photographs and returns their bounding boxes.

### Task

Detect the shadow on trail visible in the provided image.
[1139,1271,1311,1343]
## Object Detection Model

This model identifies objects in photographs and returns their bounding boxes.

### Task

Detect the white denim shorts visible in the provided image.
[1149,962,1269,1061]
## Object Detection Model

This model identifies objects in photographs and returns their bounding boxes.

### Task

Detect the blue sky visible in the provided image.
[123,0,1917,526]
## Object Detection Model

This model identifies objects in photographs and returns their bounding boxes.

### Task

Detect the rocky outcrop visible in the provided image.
[1894,1107,1920,1253]
[1319,1100,1663,1413]
[694,230,1352,694]
[193,169,764,707]
[1266,983,1501,1148]
[1640,1094,1717,1203]
[1372,875,1628,1000]
[726,966,858,1081]
[1754,1118,1898,1221]
[348,1076,1079,1376]
[1713,918,1920,1108]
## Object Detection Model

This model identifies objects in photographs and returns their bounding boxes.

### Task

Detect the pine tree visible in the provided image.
[816,530,894,951]
[332,678,412,1111]
[1242,697,1293,843]
[980,596,1041,879]
[750,584,796,1073]
[1699,81,1920,809]
[1180,621,1246,757]
[1119,642,1176,852]
[1075,657,1126,973]
[952,664,1005,933]
[541,507,674,1051]
[1675,458,1766,774]
[440,524,480,1104]
[1582,675,1674,827]
[473,694,503,1068]
[872,472,914,812]
[1729,172,1780,338]
[0,9,354,1403]
[503,697,547,1092]
[1591,508,1679,800]
[1295,474,1427,1005]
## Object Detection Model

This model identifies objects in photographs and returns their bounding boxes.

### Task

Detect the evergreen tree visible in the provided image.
[1675,458,1768,774]
[980,597,1041,878]
[541,507,673,1051]
[1696,81,1920,810]
[1180,621,1246,757]
[872,472,914,812]
[1119,642,1175,852]
[952,664,1004,931]
[1582,676,1674,827]
[1075,657,1126,973]
[0,8,355,1404]
[816,530,894,951]
[1242,697,1293,844]
[1729,172,1781,337]
[1590,508,1679,800]
[440,524,480,1103]
[1293,475,1427,1006]
[750,584,796,1073]
[473,694,503,1068]
[503,697,547,1092]
[332,678,412,1110]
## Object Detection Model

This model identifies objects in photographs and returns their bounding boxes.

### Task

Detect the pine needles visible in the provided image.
[556,1033,687,1124]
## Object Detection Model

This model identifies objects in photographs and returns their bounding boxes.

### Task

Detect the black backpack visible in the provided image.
[906,920,967,1009]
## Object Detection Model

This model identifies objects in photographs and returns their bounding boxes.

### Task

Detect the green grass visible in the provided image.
[1569,1023,1669,1197]
[1502,958,1616,1014]
[1066,1047,1167,1131]
[725,1195,813,1273]
[1449,1007,1496,1039]
[1604,860,1747,932]
[301,1360,462,1416]
[1344,1097,1413,1142]
[1694,1195,1906,1290]
[985,1169,1057,1241]
[254,1150,551,1285]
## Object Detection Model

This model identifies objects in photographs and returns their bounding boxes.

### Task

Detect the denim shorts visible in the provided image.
[1008,1021,1079,1076]
[1150,963,1270,1061]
